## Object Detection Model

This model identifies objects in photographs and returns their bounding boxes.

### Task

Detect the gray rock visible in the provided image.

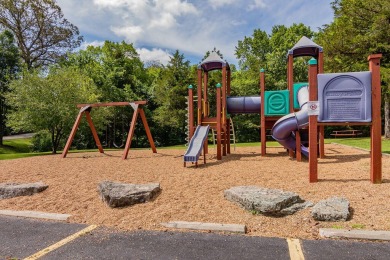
[280,201,314,215]
[98,181,160,208]
[0,182,48,199]
[311,197,350,221]
[224,186,302,215]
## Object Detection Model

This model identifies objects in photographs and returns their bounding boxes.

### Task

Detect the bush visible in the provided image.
[30,130,52,152]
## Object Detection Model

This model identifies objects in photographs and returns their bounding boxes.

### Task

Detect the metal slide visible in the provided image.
[184,125,210,163]
[271,86,310,157]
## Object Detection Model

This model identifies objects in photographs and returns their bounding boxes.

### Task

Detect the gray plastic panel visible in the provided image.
[318,72,372,123]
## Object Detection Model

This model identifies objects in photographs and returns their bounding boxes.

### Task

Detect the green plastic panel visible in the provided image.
[293,82,308,109]
[264,90,290,116]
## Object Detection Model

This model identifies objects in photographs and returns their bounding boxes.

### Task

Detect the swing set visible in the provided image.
[61,101,157,160]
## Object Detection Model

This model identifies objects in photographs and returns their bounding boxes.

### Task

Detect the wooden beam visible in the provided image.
[85,111,104,154]
[122,104,140,160]
[61,107,90,158]
[368,54,382,183]
[138,108,157,154]
[77,101,146,108]
[308,59,318,183]
[260,69,266,156]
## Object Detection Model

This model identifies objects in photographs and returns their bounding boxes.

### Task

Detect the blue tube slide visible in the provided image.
[227,96,261,114]
[271,86,309,157]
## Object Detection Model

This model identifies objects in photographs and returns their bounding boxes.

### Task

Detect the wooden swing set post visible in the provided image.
[61,101,156,160]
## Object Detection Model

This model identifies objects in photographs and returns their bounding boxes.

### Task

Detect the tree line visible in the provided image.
[0,0,388,153]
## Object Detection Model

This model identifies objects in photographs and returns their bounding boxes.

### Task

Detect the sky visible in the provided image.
[56,0,334,67]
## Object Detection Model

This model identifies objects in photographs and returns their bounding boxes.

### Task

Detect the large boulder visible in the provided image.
[0,182,48,199]
[311,197,350,221]
[98,181,160,208]
[224,186,303,215]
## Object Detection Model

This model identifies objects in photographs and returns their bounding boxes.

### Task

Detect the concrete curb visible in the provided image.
[0,210,71,221]
[161,221,246,234]
[319,228,390,241]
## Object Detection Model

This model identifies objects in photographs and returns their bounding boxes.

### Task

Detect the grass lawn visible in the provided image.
[0,138,49,160]
[1,136,390,160]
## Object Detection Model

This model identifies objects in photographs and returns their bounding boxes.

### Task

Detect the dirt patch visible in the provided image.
[0,144,389,239]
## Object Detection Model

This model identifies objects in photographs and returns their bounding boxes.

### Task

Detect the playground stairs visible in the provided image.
[212,118,236,151]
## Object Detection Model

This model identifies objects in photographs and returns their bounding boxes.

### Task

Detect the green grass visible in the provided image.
[0,138,50,160]
[328,137,390,154]
[2,136,390,161]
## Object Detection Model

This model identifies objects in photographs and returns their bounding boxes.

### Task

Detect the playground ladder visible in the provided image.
[211,118,236,151]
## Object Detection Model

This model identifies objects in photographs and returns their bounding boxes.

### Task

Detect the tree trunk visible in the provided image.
[385,94,390,138]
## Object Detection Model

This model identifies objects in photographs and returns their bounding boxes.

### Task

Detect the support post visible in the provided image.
[216,83,222,160]
[138,108,157,153]
[368,54,382,183]
[308,58,318,182]
[318,51,325,158]
[260,69,266,156]
[197,69,202,126]
[222,66,227,156]
[122,104,140,160]
[85,111,104,154]
[295,131,302,161]
[188,85,194,139]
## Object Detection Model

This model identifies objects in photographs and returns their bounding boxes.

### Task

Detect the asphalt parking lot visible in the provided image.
[1,215,390,260]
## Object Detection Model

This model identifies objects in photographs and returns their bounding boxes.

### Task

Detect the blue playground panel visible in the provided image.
[264,90,290,116]
[317,71,372,123]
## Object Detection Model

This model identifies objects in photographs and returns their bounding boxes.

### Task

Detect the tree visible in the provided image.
[152,50,194,145]
[65,41,148,102]
[0,30,19,145]
[316,0,390,136]
[0,0,83,69]
[6,66,101,153]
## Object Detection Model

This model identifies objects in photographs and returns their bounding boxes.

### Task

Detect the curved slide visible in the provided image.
[271,86,310,157]
[184,125,210,163]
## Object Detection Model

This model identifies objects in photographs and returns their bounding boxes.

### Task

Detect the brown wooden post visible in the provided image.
[227,68,231,154]
[138,108,157,154]
[203,71,208,116]
[287,54,295,158]
[216,83,222,160]
[308,58,318,182]
[318,51,325,158]
[122,104,140,160]
[368,54,382,183]
[61,106,91,158]
[260,69,266,156]
[287,54,294,112]
[197,69,202,126]
[85,111,104,154]
[188,85,195,139]
[203,71,209,154]
[296,131,302,161]
[222,66,227,156]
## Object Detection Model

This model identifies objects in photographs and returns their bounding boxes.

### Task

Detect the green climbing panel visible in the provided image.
[264,90,290,116]
[293,82,308,109]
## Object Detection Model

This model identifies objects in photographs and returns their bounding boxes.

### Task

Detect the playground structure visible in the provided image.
[61,101,157,160]
[263,36,324,161]
[184,37,382,183]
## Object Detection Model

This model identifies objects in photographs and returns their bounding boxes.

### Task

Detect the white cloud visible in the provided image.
[247,0,267,10]
[137,48,171,66]
[208,0,236,9]
[111,25,143,42]
[80,40,105,49]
